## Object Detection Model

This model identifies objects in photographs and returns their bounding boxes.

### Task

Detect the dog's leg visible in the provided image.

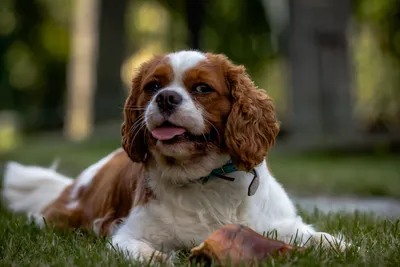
[306,231,349,251]
[268,217,348,251]
[110,235,173,265]
[253,166,349,251]
[110,229,173,265]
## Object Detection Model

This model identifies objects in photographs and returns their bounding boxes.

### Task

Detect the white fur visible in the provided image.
[65,200,79,210]
[70,148,123,199]
[168,50,207,81]
[2,161,73,214]
[111,159,348,260]
[145,51,206,136]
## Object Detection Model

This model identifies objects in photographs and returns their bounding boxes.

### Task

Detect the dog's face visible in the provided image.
[122,51,279,183]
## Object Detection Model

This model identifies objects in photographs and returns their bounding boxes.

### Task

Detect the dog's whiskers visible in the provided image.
[204,118,221,143]
[131,121,146,144]
[129,111,159,153]
[129,115,146,136]
[122,107,146,111]
[119,104,147,111]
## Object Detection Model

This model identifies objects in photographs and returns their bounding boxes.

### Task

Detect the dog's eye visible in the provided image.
[192,83,214,94]
[145,81,161,93]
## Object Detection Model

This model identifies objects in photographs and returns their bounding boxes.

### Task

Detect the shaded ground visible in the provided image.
[295,196,400,218]
[268,153,400,199]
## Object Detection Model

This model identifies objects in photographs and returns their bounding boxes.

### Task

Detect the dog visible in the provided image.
[2,50,347,263]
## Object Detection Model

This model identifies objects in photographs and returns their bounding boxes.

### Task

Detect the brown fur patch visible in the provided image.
[205,53,280,171]
[122,55,174,163]
[180,60,232,148]
[41,150,152,236]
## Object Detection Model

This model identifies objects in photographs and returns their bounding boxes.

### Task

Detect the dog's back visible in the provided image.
[2,149,150,236]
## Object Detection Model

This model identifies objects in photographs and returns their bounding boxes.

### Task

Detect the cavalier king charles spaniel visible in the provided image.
[3,50,347,263]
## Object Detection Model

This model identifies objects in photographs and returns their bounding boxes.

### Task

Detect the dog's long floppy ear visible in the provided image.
[221,55,280,171]
[121,61,153,163]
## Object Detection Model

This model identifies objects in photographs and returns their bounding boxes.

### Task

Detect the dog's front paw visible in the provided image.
[27,212,46,228]
[144,250,175,266]
[108,236,175,266]
[309,232,350,251]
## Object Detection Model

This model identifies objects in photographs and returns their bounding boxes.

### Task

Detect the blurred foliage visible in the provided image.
[352,0,400,128]
[0,0,70,132]
[122,0,283,113]
[159,0,274,76]
[0,0,399,134]
[123,0,274,83]
[354,0,400,59]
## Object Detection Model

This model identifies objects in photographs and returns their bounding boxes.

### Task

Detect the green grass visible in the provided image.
[0,206,399,266]
[269,153,400,198]
[1,135,400,266]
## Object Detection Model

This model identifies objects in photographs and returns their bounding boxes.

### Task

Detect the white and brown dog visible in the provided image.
[2,50,347,263]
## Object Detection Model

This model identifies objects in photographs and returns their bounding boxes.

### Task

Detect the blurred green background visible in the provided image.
[0,0,399,200]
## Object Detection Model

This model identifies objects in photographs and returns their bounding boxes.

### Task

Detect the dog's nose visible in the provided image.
[156,90,183,114]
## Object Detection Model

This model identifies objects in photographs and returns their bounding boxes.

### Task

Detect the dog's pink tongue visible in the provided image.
[151,127,186,141]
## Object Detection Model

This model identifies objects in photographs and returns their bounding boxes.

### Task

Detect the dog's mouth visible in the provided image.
[151,121,210,144]
[151,121,186,141]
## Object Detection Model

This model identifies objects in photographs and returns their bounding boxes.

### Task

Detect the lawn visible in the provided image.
[1,135,399,266]
[1,206,399,266]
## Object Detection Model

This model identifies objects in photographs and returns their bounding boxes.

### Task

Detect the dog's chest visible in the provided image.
[137,182,249,250]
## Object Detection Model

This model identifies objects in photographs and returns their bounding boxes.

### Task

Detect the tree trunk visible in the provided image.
[64,0,127,141]
[286,0,355,148]
[93,0,127,123]
[64,0,100,141]
[185,0,204,49]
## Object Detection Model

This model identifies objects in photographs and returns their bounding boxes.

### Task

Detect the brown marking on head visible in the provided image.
[205,53,280,171]
[123,51,279,172]
[145,56,234,178]
[121,55,174,163]
[182,60,232,148]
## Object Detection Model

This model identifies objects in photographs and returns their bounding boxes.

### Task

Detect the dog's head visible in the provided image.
[122,51,279,183]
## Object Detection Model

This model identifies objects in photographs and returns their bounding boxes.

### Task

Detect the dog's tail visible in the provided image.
[2,161,73,214]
